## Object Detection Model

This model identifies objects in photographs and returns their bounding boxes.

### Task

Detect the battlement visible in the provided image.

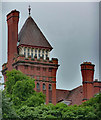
[13,55,59,65]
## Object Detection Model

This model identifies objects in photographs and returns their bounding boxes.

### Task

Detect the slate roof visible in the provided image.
[56,86,83,105]
[56,89,70,103]
[18,16,53,50]
[65,86,83,105]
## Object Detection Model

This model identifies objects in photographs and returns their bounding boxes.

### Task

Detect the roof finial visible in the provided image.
[28,5,31,16]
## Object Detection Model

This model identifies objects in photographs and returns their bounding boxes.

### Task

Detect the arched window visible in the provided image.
[24,48,26,57]
[43,83,46,90]
[37,83,40,90]
[31,49,33,58]
[49,84,52,91]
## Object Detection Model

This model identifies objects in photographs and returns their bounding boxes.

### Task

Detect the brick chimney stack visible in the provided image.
[81,62,95,102]
[7,10,19,70]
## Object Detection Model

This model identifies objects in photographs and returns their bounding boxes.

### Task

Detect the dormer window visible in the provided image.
[31,49,33,58]
[24,48,26,57]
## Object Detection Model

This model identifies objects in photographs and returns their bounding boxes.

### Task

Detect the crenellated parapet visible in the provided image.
[13,55,59,68]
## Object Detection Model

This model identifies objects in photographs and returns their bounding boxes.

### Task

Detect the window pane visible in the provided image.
[31,49,33,58]
[37,83,40,90]
[43,83,46,90]
[28,48,30,57]
[49,84,52,91]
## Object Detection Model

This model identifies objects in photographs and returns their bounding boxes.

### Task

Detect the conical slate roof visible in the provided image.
[18,16,53,50]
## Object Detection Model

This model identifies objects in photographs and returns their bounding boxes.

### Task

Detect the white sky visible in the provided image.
[0,2,100,90]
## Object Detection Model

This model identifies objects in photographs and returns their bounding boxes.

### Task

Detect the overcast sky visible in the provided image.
[1,2,99,90]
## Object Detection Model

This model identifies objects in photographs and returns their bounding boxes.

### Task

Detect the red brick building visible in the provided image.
[2,9,101,105]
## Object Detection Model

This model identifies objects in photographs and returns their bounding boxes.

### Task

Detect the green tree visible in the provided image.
[81,93,101,120]
[2,69,101,120]
[4,69,45,108]
[2,90,19,119]
[2,69,45,119]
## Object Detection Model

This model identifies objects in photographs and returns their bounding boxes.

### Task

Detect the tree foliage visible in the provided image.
[2,69,45,119]
[2,69,101,119]
[4,69,45,108]
[2,90,19,119]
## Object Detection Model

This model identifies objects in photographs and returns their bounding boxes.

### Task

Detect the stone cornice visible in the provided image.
[12,60,59,68]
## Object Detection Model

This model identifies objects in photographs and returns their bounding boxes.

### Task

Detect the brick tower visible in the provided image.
[81,62,95,102]
[2,8,59,105]
[7,10,19,71]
